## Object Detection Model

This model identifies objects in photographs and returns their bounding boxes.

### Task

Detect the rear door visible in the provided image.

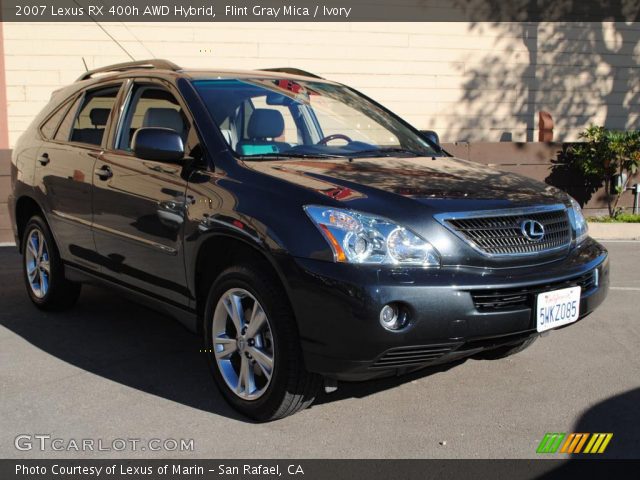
[35,83,121,271]
[91,79,194,307]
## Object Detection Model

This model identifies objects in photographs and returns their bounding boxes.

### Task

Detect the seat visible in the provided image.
[142,108,186,140]
[71,108,110,145]
[236,109,290,155]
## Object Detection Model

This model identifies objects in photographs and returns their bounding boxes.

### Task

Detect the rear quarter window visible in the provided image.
[39,97,75,139]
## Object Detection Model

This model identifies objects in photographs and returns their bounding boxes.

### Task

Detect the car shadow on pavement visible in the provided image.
[1,246,467,422]
[534,387,640,476]
[0,248,248,422]
[570,387,640,458]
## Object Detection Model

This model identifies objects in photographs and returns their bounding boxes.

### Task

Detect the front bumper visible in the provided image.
[278,238,609,381]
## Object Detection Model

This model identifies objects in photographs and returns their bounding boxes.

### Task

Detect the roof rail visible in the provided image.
[259,67,324,79]
[76,59,181,82]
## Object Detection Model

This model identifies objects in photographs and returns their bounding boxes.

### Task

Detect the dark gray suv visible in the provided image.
[9,60,609,420]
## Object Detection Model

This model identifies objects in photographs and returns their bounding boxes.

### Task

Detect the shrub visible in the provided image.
[569,126,640,217]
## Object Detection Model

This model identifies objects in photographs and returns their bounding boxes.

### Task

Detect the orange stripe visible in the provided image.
[319,224,346,262]
[560,434,575,453]
[567,434,582,453]
[574,434,589,453]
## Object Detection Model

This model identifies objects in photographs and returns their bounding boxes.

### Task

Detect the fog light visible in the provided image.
[379,303,409,331]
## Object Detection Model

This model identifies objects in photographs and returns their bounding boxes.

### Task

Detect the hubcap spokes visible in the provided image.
[212,288,274,400]
[25,229,50,299]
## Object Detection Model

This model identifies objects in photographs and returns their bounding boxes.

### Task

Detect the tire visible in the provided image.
[21,215,81,311]
[473,336,537,360]
[203,264,321,421]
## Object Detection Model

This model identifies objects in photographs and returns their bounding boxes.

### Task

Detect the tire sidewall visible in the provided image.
[203,266,293,420]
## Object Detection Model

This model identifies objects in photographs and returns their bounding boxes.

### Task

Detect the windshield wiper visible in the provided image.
[240,152,343,160]
[350,147,426,157]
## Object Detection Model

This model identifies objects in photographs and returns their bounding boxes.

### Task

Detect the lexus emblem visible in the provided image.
[521,219,545,242]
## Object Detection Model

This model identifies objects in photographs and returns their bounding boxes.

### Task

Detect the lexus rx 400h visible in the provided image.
[9,60,609,420]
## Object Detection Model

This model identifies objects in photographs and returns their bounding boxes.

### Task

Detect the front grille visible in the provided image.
[471,270,597,312]
[445,208,571,256]
[370,343,459,370]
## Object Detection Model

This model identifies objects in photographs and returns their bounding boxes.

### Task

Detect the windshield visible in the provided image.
[192,78,439,159]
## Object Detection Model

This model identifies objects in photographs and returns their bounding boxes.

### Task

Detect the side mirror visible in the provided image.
[420,130,440,146]
[132,127,184,162]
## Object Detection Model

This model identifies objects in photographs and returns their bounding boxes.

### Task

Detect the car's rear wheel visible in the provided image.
[21,216,81,310]
[203,264,321,421]
[473,336,537,360]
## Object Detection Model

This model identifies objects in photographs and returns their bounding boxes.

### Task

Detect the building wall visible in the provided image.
[2,21,639,147]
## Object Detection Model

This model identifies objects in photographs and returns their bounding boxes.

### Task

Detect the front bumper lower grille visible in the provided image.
[445,208,571,256]
[470,270,598,312]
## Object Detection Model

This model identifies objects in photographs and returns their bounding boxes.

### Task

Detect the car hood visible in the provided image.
[244,155,566,210]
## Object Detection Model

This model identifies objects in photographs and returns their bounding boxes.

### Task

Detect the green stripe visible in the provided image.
[537,433,566,453]
[537,433,554,453]
[549,433,566,453]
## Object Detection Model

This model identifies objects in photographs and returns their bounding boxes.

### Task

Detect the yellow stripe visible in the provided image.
[574,434,589,453]
[597,434,613,454]
[560,434,575,453]
[583,434,598,453]
[589,434,606,454]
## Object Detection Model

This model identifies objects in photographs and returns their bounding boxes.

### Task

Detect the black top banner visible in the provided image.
[1,0,639,22]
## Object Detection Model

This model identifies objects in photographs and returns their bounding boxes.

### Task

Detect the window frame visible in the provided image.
[58,81,124,149]
[108,77,198,160]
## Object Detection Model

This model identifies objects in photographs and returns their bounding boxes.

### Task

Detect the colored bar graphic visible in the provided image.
[539,433,613,454]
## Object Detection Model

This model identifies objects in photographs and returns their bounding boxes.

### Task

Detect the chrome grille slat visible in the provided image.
[444,207,571,256]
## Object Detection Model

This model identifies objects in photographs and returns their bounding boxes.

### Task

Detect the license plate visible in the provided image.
[536,286,581,332]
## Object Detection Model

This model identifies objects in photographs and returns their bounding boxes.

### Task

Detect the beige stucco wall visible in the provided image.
[2,21,639,147]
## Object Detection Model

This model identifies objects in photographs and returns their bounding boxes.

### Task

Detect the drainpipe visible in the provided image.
[0,22,9,149]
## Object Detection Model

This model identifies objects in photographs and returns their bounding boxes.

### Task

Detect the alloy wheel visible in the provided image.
[25,228,50,299]
[211,288,275,400]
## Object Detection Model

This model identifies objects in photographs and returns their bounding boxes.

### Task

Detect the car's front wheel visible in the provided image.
[203,264,321,421]
[21,215,81,310]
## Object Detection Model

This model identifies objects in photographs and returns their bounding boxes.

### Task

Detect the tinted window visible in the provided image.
[54,96,82,142]
[117,85,189,151]
[40,97,74,139]
[70,86,120,146]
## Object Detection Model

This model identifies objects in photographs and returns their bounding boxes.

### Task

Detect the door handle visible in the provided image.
[94,165,113,180]
[38,153,50,166]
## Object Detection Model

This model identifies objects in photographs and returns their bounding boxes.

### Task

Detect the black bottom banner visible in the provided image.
[1,459,639,480]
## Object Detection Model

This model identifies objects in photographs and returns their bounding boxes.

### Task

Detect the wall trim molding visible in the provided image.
[0,22,9,149]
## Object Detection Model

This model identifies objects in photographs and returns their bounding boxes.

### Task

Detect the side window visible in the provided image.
[40,97,74,139]
[117,85,189,152]
[69,86,120,146]
[54,96,82,142]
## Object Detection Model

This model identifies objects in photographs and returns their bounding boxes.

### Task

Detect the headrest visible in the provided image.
[143,108,184,135]
[89,108,110,127]
[247,109,285,139]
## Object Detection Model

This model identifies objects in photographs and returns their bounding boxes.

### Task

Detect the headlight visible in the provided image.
[568,197,588,244]
[304,206,440,266]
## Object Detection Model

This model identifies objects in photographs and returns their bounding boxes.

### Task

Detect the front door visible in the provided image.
[91,81,193,306]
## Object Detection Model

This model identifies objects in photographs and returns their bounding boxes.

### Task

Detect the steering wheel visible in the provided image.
[317,134,353,145]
